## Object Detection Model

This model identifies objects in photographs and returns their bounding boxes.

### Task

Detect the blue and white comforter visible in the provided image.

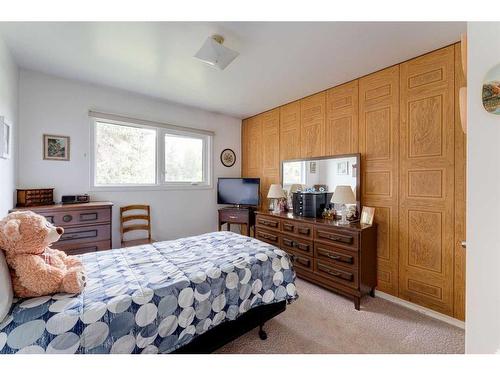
[0,231,298,354]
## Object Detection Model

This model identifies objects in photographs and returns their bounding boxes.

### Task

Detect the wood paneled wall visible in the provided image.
[241,44,466,319]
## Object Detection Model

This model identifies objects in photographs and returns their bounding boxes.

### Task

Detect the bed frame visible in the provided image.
[172,300,287,354]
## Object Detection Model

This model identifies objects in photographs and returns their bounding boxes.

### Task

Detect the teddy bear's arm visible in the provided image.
[47,247,82,268]
[14,255,65,295]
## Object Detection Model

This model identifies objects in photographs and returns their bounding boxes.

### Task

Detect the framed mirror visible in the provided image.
[281,153,361,216]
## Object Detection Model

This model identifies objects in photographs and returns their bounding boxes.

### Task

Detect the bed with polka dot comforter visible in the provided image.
[0,231,298,354]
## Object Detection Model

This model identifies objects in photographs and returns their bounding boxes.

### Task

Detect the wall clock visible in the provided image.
[483,63,500,115]
[220,148,236,167]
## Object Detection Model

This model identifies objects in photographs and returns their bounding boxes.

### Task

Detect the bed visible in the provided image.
[0,231,298,354]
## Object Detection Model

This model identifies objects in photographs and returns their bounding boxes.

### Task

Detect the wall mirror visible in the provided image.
[281,153,361,214]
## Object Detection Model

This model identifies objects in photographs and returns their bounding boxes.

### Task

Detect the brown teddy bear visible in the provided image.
[0,211,86,298]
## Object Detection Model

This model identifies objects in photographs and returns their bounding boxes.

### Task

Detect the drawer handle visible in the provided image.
[283,238,294,247]
[259,219,278,227]
[318,231,353,244]
[318,249,353,263]
[260,233,277,242]
[61,230,98,241]
[283,224,294,231]
[63,214,73,223]
[80,212,98,221]
[229,216,237,219]
[298,227,310,235]
[296,243,310,252]
[295,257,310,267]
[318,263,353,281]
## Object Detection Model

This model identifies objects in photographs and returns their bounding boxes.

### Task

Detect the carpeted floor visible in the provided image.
[216,278,465,354]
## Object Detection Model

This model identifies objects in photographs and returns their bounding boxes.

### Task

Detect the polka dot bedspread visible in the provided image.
[0,231,298,354]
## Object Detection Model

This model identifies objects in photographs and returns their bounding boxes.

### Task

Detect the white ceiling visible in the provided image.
[0,22,466,119]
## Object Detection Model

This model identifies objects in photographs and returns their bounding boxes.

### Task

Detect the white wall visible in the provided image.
[18,69,241,247]
[0,37,18,217]
[466,22,500,354]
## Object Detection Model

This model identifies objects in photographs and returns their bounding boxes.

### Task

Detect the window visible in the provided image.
[91,117,212,189]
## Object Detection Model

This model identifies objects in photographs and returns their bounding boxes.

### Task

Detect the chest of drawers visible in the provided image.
[256,211,377,310]
[11,202,113,256]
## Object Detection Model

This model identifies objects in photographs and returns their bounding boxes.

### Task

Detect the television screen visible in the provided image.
[217,178,260,206]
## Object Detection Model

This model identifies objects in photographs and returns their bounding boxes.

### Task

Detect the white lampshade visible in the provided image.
[267,184,285,199]
[331,185,356,204]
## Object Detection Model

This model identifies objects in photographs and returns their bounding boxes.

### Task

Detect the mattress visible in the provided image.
[0,231,298,354]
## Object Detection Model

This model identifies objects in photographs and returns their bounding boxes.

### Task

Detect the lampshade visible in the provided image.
[331,185,356,204]
[267,184,285,199]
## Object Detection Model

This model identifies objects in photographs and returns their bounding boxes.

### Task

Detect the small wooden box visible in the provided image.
[16,188,54,207]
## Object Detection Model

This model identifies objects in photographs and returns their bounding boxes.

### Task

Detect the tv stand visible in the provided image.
[218,206,256,237]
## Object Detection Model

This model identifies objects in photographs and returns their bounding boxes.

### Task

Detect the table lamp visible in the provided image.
[267,184,285,214]
[331,185,356,225]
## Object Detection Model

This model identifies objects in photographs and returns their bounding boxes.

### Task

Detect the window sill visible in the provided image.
[89,184,213,192]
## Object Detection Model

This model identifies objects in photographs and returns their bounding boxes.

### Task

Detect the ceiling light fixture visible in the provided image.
[194,34,239,70]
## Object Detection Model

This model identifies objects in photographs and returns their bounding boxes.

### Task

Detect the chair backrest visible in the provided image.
[120,205,152,242]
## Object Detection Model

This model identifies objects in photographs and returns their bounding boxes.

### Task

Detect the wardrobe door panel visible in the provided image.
[280,101,301,161]
[326,80,359,155]
[399,46,455,316]
[300,92,326,158]
[261,109,280,210]
[454,42,466,321]
[246,115,263,178]
[359,66,400,296]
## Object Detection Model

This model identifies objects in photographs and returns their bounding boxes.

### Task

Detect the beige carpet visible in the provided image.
[216,279,465,354]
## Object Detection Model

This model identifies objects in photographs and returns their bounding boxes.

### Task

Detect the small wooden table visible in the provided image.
[218,207,256,237]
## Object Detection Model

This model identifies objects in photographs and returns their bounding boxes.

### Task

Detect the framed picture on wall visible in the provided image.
[0,117,12,159]
[360,206,375,225]
[336,160,348,175]
[43,134,70,161]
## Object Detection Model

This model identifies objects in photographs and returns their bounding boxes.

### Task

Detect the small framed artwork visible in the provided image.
[309,161,317,174]
[43,134,70,161]
[220,148,236,167]
[337,160,348,175]
[482,63,500,115]
[0,117,11,159]
[360,206,375,225]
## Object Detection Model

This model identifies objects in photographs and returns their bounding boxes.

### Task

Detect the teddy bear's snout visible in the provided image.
[56,227,64,235]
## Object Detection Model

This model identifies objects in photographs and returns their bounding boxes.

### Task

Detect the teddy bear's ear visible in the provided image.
[3,219,21,241]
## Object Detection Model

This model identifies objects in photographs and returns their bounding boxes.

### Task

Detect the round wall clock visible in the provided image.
[220,148,236,167]
[482,63,500,115]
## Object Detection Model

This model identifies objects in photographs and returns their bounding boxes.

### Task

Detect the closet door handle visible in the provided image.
[461,241,466,249]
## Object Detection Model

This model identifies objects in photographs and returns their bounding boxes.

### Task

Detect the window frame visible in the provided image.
[90,117,213,191]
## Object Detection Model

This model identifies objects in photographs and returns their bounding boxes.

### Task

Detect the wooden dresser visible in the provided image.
[255,211,377,310]
[11,202,113,255]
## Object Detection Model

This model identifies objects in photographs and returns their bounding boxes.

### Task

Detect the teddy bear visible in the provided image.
[0,210,86,298]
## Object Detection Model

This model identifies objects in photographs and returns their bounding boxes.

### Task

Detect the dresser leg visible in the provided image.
[369,288,375,298]
[354,297,360,311]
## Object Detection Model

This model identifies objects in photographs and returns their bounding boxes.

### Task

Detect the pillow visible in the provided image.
[0,250,13,322]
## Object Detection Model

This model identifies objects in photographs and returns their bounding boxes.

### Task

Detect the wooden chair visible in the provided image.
[120,205,155,247]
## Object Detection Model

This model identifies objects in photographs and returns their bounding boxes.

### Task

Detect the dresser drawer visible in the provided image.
[282,220,313,239]
[219,209,249,224]
[256,215,281,231]
[56,224,111,245]
[314,226,358,250]
[289,251,313,272]
[56,240,111,256]
[314,260,358,289]
[255,229,280,246]
[280,235,313,256]
[314,243,358,270]
[41,207,111,227]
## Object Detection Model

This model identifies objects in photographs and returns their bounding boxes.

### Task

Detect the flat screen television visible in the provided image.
[217,178,260,206]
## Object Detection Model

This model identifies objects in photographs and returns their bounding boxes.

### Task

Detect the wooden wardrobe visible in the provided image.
[241,43,466,320]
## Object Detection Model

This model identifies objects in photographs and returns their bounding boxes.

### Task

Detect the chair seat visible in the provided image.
[121,238,156,248]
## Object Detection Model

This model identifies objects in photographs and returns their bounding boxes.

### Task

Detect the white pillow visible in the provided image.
[0,250,13,323]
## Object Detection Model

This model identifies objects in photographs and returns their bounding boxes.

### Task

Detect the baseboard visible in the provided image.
[374,290,465,329]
